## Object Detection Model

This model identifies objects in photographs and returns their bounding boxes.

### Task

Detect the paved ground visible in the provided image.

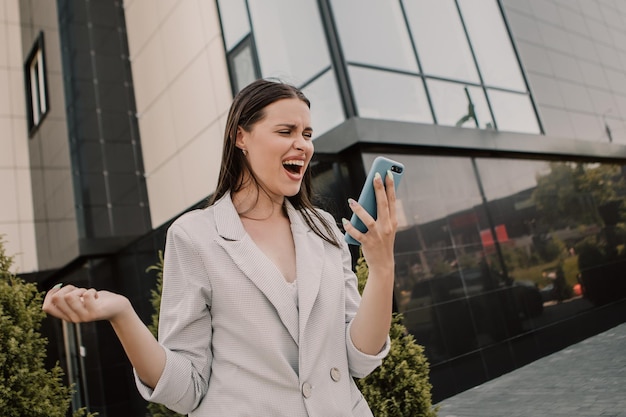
[435,321,626,417]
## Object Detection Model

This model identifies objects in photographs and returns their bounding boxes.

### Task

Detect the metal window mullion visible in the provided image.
[496,0,545,134]
[317,0,357,119]
[453,0,498,131]
[74,323,90,411]
[398,0,438,124]
[62,321,81,410]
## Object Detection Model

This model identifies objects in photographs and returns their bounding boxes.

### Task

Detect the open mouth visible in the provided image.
[283,160,304,175]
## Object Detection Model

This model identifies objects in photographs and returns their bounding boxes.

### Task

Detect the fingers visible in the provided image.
[42,284,94,323]
[42,284,71,319]
[342,194,377,245]
[342,216,364,244]
[374,172,390,222]
[384,170,398,229]
[81,288,99,312]
[344,171,398,245]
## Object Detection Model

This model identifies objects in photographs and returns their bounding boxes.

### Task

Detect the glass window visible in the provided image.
[331,0,418,72]
[403,0,479,83]
[477,159,550,203]
[457,0,526,91]
[301,70,345,136]
[349,66,432,124]
[229,38,258,94]
[476,157,626,323]
[357,153,626,365]
[426,79,493,129]
[488,89,540,134]
[217,0,251,50]
[248,0,331,84]
[364,153,513,360]
[25,32,49,135]
[62,322,89,413]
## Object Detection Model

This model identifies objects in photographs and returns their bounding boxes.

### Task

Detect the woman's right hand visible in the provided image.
[43,284,167,389]
[42,284,132,324]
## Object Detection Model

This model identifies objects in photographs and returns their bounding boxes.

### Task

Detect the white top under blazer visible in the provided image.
[134,193,390,416]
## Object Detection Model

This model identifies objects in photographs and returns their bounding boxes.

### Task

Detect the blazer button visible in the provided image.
[330,367,341,382]
[302,382,313,398]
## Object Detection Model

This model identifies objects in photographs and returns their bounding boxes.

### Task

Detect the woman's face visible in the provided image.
[236,98,314,200]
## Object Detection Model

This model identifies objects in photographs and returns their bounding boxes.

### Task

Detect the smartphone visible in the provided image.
[344,156,404,245]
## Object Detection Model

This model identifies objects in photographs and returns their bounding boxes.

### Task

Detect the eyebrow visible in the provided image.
[276,123,313,133]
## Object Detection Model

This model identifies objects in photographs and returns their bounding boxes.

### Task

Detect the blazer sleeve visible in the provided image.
[322,211,391,378]
[134,222,213,415]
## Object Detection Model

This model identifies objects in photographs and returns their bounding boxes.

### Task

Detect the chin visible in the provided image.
[282,185,303,198]
[284,189,301,198]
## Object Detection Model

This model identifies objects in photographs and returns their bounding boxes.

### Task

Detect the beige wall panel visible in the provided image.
[129,35,167,114]
[14,169,33,222]
[0,0,37,272]
[0,118,14,167]
[159,0,205,81]
[168,53,217,148]
[145,156,185,226]
[124,0,159,58]
[0,68,10,115]
[20,0,76,270]
[7,68,25,116]
[207,37,233,119]
[178,120,222,208]
[124,0,231,228]
[138,94,176,174]
[0,169,19,222]
[12,118,30,167]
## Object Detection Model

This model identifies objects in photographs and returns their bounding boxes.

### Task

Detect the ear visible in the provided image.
[235,126,246,150]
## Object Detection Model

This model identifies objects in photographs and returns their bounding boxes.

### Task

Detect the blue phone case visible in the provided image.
[344,156,404,245]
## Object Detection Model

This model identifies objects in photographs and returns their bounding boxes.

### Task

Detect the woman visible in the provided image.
[43,79,398,416]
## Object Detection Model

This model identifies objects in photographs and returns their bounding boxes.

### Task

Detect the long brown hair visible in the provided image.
[209,78,340,247]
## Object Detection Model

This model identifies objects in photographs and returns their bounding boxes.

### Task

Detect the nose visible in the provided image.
[294,135,308,151]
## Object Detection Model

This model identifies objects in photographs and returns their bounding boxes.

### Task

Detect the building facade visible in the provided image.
[1,0,626,415]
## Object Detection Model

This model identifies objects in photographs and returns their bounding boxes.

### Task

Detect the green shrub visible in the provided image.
[0,237,97,417]
[575,236,606,271]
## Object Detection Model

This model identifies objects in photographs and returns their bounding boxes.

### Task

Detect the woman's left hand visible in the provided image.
[344,170,398,354]
[343,170,398,275]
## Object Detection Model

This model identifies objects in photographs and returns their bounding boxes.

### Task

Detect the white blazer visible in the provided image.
[135,193,390,416]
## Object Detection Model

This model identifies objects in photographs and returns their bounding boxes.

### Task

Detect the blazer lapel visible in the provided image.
[285,203,324,338]
[213,194,300,345]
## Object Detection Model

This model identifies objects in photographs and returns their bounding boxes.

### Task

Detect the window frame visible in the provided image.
[24,31,50,137]
[226,34,261,96]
